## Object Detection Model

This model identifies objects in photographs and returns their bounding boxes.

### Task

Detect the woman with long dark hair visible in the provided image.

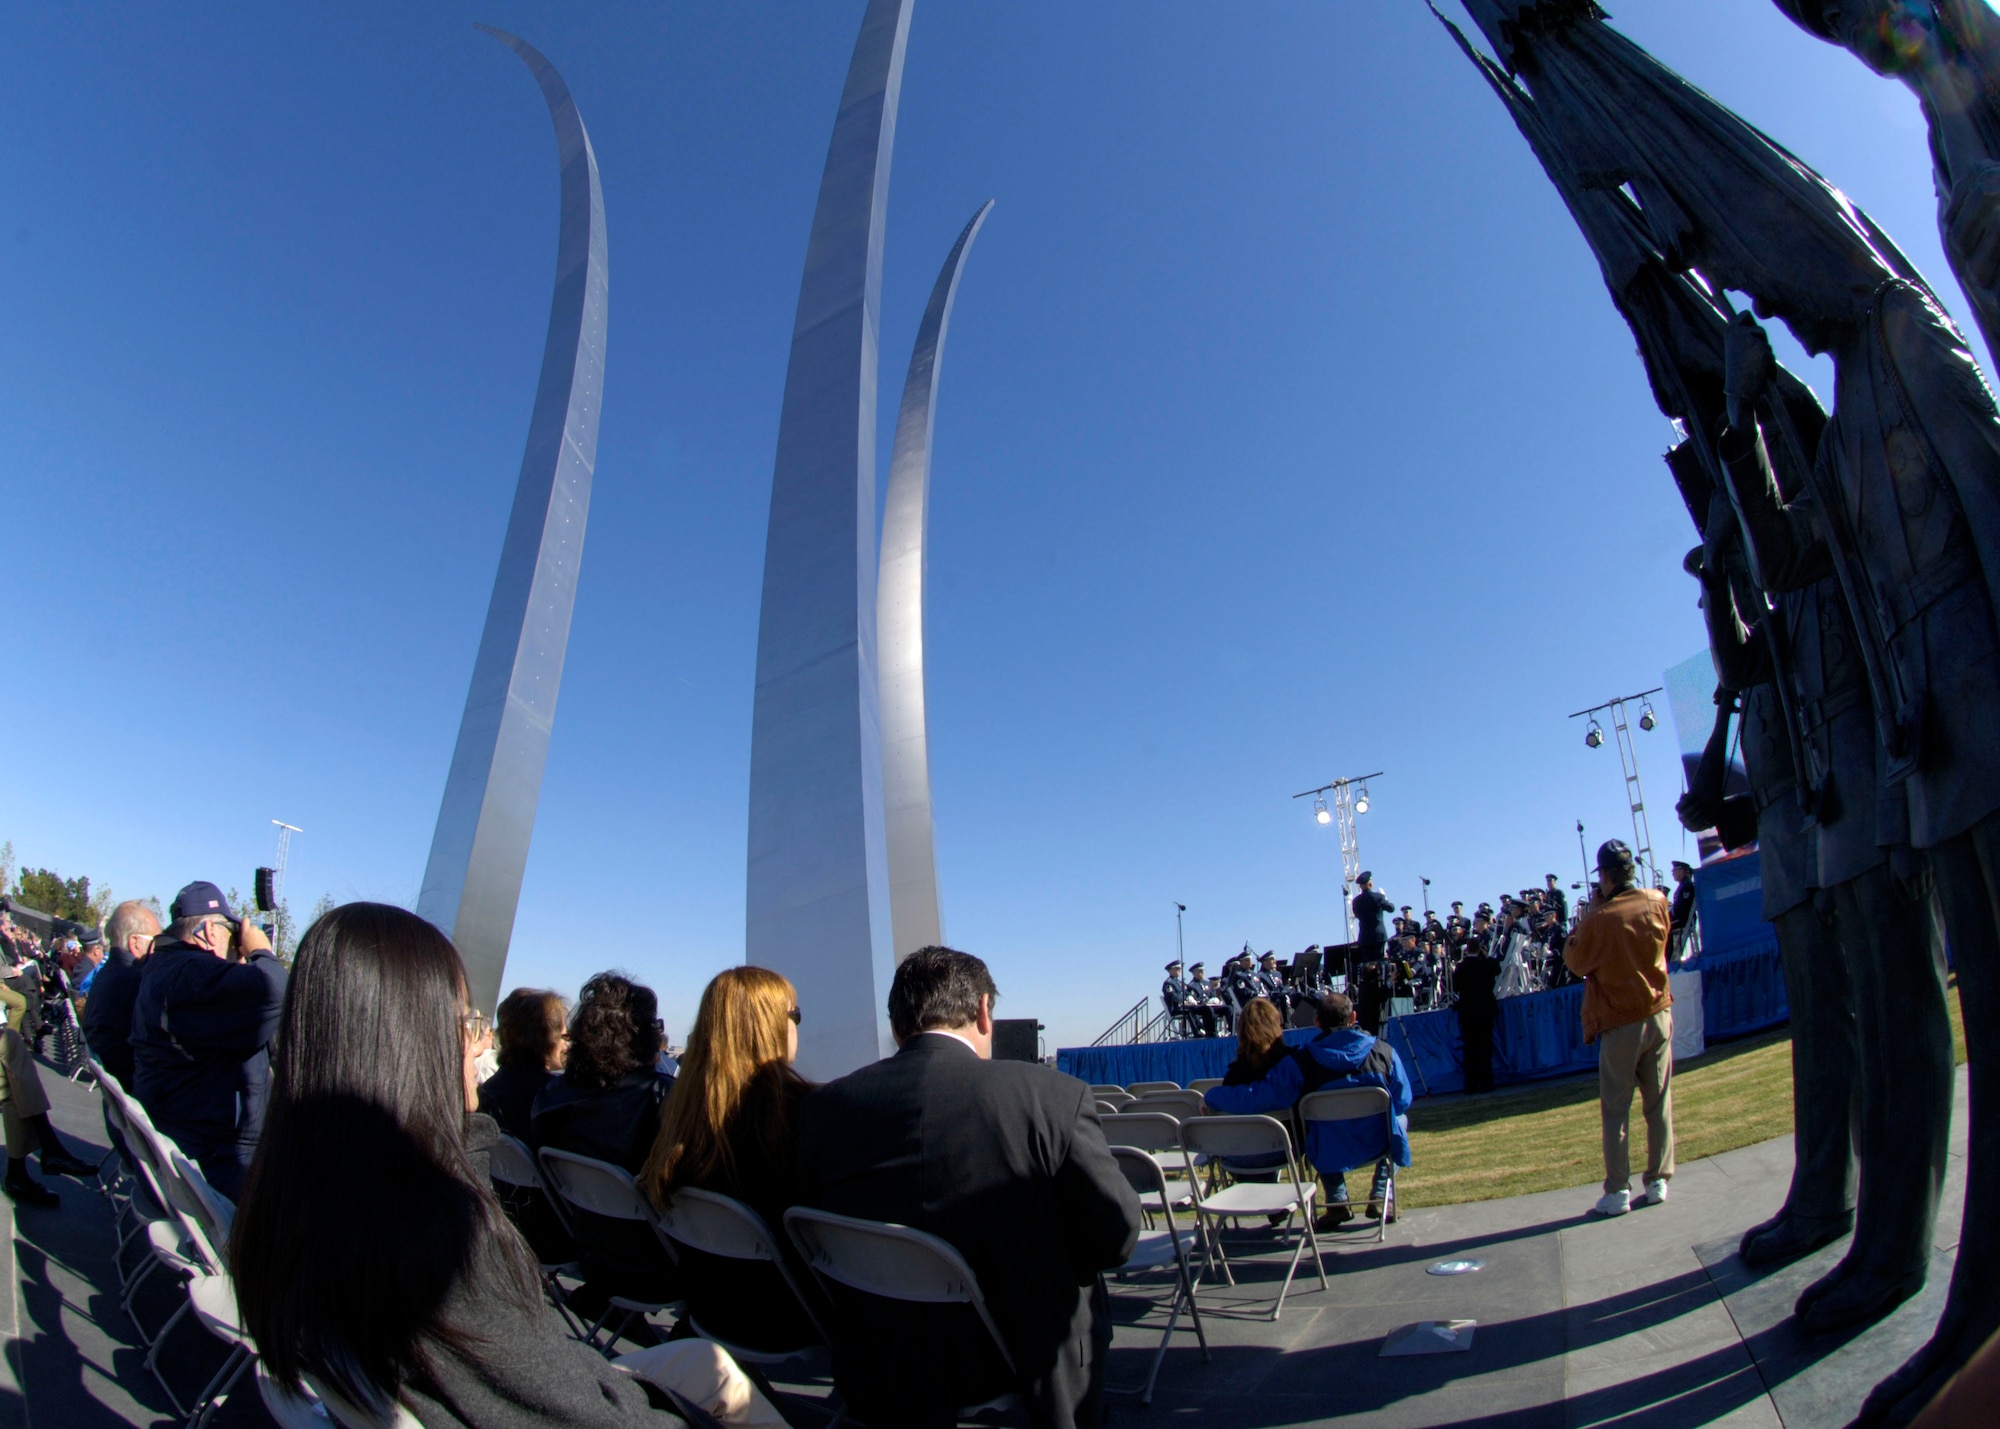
[230,903,776,1427]
[641,967,819,1352]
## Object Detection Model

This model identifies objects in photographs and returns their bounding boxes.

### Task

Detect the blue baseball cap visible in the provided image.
[170,882,234,922]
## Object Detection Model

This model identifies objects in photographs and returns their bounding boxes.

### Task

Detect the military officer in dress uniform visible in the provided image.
[1255,950,1292,1017]
[1187,962,1230,1036]
[1224,950,1262,1018]
[1162,959,1213,1038]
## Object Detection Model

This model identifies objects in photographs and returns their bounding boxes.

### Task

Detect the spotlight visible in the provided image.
[1313,797,1331,825]
[1638,703,1658,732]
[1355,785,1371,814]
[1585,720,1605,749]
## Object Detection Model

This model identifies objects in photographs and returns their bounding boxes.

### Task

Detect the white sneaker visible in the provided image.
[1593,1189,1631,1217]
[1641,1179,1669,1206]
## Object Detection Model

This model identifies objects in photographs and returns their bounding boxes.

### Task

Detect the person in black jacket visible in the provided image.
[532,972,678,1328]
[796,947,1141,1429]
[231,901,776,1428]
[1455,944,1502,1094]
[479,988,568,1142]
[129,882,288,1199]
[643,966,821,1356]
[82,899,161,1092]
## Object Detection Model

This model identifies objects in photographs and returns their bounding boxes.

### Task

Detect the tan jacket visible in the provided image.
[1562,887,1673,1042]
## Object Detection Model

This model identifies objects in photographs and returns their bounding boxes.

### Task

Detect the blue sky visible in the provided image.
[0,2,1972,1051]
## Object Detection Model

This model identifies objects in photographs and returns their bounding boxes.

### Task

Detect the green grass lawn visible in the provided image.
[1394,980,1967,1210]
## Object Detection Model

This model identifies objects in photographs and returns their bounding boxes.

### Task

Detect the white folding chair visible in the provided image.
[1125,1081,1182,1096]
[1186,1078,1224,1095]
[91,1068,172,1286]
[1125,1090,1206,1120]
[254,1363,327,1429]
[1087,1085,1127,1099]
[783,1207,1024,1421]
[653,1186,830,1367]
[1178,1116,1328,1321]
[1299,1086,1398,1242]
[1105,1148,1209,1404]
[1099,1113,1200,1212]
[487,1132,585,1332]
[537,1148,682,1349]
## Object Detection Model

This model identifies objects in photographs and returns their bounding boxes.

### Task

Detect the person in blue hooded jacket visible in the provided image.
[1203,991,1412,1229]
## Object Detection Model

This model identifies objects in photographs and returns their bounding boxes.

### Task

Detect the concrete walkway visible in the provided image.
[1106,1071,1968,1428]
[0,1058,1969,1428]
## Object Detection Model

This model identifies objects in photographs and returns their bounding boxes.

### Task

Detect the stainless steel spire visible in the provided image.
[417,27,608,1013]
[746,0,913,1078]
[880,200,993,961]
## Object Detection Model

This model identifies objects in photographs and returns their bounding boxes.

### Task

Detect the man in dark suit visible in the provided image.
[796,947,1141,1429]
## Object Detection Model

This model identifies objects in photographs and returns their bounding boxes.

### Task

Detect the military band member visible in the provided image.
[1187,962,1231,1036]
[1162,958,1214,1038]
[1255,950,1292,1015]
[1224,950,1261,1016]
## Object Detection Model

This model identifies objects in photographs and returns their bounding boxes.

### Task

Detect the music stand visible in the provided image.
[1289,949,1323,987]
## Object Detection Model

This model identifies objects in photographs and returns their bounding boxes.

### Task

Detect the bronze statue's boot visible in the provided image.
[1749,904,1858,1274]
[1798,1264,1926,1335]
[1744,1208,1852,1271]
[1854,827,2000,1426]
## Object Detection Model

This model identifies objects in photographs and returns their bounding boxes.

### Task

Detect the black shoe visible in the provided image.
[1743,1210,1851,1271]
[4,1175,59,1208]
[39,1150,98,1181]
[1798,1267,1926,1335]
[1314,1204,1353,1234]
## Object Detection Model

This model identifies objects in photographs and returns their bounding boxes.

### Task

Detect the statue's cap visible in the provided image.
[1770,0,1835,41]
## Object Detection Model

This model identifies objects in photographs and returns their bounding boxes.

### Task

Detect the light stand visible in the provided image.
[1570,690,1664,888]
[1293,771,1383,945]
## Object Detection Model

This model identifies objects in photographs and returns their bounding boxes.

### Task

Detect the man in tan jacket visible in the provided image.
[1564,839,1675,1217]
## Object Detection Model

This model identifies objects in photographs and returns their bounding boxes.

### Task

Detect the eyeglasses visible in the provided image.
[788,1007,803,1026]
[461,1010,490,1042]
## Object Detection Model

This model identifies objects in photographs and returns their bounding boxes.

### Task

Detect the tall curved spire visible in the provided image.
[417,26,608,1014]
[879,200,993,961]
[746,0,914,1078]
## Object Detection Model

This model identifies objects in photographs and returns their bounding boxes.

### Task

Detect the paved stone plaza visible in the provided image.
[0,1062,1968,1428]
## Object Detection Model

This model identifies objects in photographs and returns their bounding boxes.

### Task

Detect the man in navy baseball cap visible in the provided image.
[129,878,288,1198]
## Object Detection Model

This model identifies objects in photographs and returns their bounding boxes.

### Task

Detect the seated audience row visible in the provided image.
[218,896,1140,1429]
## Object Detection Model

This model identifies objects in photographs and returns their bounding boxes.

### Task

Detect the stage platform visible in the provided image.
[1060,938,1785,1093]
[5,1049,1964,1429]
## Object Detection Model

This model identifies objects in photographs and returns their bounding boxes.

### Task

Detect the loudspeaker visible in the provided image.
[253,868,276,912]
[993,1018,1042,1063]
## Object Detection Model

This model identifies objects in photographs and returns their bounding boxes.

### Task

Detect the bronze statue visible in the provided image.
[1449,5,1981,1417]
[1773,0,2000,363]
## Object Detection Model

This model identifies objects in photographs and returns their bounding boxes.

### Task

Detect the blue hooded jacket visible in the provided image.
[1203,1027,1413,1174]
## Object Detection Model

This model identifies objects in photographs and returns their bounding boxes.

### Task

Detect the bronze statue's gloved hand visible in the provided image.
[1677,787,1721,834]
[1723,311,1775,431]
[1946,161,2000,297]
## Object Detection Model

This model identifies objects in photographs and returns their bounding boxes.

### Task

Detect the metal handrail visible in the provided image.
[1092,997,1151,1046]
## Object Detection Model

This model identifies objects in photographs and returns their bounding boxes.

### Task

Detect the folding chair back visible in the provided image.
[784,1208,1019,1379]
[1298,1085,1394,1167]
[1087,1085,1127,1098]
[1094,1100,1122,1117]
[537,1148,657,1223]
[170,1149,236,1246]
[1186,1078,1224,1094]
[1126,1081,1181,1095]
[1108,1145,1175,1210]
[1100,1111,1186,1156]
[485,1130,545,1191]
[1179,1113,1292,1166]
[656,1186,831,1349]
[1127,1090,1205,1119]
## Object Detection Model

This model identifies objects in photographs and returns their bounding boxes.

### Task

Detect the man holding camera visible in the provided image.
[130,881,288,1198]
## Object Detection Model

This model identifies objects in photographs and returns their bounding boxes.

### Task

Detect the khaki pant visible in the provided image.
[1598,1008,1675,1194]
[0,1027,52,1159]
[616,1340,786,1427]
[0,978,41,1041]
